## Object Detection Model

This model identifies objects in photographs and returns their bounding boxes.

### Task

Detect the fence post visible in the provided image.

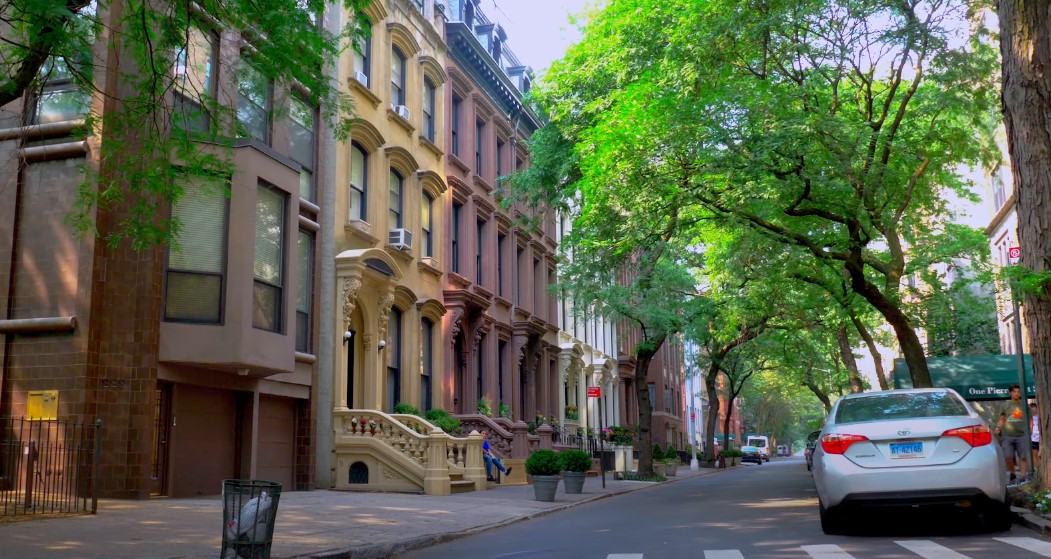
[23,441,36,511]
[510,421,530,459]
[537,423,553,450]
[91,419,102,514]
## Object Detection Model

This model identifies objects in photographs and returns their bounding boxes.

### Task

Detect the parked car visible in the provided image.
[804,430,821,471]
[746,435,771,462]
[811,388,1010,535]
[740,445,763,465]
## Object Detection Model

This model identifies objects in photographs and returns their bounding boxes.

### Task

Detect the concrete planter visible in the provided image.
[664,460,678,476]
[613,445,633,472]
[562,471,587,494]
[531,475,561,501]
[652,462,666,477]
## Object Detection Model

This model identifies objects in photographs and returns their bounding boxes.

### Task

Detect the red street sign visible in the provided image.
[1009,246,1021,264]
[587,386,601,398]
[690,412,696,420]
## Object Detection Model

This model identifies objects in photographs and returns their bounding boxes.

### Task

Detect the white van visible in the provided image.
[746,435,770,462]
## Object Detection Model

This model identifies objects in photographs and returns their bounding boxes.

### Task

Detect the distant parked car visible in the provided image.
[740,445,763,465]
[804,430,821,471]
[776,444,789,457]
[811,388,1010,535]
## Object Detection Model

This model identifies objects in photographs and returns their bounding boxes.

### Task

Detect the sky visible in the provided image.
[475,0,593,77]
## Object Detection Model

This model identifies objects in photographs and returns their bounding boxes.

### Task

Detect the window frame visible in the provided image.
[475,118,485,174]
[33,57,90,125]
[423,77,436,142]
[173,24,219,134]
[289,95,318,201]
[296,229,315,353]
[391,46,406,107]
[350,142,369,221]
[353,20,372,84]
[252,183,288,333]
[236,60,273,145]
[387,307,403,411]
[421,191,434,257]
[451,95,462,157]
[452,202,462,274]
[421,318,434,412]
[388,169,404,229]
[164,174,230,324]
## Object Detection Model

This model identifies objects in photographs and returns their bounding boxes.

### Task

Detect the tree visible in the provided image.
[2,0,370,247]
[997,0,1051,488]
[527,0,999,389]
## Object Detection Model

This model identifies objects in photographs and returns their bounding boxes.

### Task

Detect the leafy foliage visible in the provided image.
[424,408,462,435]
[393,402,419,416]
[525,449,562,476]
[558,449,592,473]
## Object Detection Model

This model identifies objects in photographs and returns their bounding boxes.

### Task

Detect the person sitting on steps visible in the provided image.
[482,431,511,482]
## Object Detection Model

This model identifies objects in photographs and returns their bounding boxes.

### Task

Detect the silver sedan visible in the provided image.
[812,388,1010,534]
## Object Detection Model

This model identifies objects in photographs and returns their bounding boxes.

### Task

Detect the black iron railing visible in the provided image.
[0,417,102,516]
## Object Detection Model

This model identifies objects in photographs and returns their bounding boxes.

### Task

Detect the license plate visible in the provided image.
[890,441,923,458]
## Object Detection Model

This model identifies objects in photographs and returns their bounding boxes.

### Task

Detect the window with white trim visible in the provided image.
[165,175,227,323]
[253,184,287,332]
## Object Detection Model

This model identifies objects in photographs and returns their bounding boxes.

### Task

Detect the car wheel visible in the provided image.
[983,502,1014,532]
[806,462,811,471]
[819,502,845,535]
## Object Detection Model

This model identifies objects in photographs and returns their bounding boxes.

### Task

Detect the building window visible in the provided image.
[388,169,403,228]
[476,219,485,285]
[515,246,523,305]
[413,0,424,11]
[296,230,314,353]
[498,339,507,411]
[353,21,372,86]
[451,95,462,157]
[665,387,672,413]
[993,171,1007,211]
[496,139,505,180]
[237,61,272,144]
[253,184,287,332]
[350,142,368,221]
[387,308,403,411]
[421,192,434,257]
[421,318,434,411]
[34,58,89,124]
[497,233,506,296]
[289,97,316,201]
[476,332,486,404]
[423,78,436,142]
[165,175,227,323]
[391,46,406,107]
[452,202,462,274]
[475,119,484,173]
[173,26,216,133]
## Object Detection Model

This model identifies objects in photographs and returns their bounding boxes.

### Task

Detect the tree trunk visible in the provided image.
[723,392,737,451]
[704,364,720,464]
[999,0,1051,490]
[634,336,665,477]
[844,258,932,387]
[837,325,865,393]
[852,314,889,390]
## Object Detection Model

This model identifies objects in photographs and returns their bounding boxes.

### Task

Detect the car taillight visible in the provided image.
[820,433,869,454]
[942,424,992,447]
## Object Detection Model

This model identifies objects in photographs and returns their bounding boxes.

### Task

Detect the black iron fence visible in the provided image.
[0,417,102,516]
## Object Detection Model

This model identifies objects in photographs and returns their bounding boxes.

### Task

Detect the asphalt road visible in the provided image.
[398,456,1051,559]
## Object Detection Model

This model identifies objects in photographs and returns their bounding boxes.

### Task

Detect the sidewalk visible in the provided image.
[0,467,721,559]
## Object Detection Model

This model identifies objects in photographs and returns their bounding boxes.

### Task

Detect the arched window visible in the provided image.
[422,78,436,141]
[388,169,403,228]
[353,21,372,86]
[391,46,406,107]
[350,143,368,221]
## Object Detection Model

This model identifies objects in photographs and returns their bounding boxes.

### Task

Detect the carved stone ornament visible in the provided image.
[342,277,362,328]
[377,292,395,338]
[382,466,401,481]
[363,333,373,350]
[449,308,465,343]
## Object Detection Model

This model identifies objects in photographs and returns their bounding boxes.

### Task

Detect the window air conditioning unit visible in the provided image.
[389,228,413,251]
[396,104,410,121]
[354,71,369,87]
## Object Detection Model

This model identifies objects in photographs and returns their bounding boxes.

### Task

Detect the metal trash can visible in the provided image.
[220,479,282,559]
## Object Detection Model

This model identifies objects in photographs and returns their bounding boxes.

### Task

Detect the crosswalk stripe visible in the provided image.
[802,544,855,559]
[606,555,643,559]
[704,551,744,559]
[995,537,1051,557]
[895,540,971,559]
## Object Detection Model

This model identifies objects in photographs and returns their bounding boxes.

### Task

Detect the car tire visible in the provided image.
[819,502,845,535]
[806,462,811,471]
[983,502,1014,532]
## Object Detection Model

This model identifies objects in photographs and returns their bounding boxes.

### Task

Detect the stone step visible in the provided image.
[450,479,476,494]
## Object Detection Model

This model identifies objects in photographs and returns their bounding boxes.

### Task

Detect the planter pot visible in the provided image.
[562,471,587,494]
[653,462,666,477]
[613,445,632,472]
[530,475,561,501]
[664,461,678,476]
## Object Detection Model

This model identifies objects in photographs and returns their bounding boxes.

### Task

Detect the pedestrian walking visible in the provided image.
[995,384,1028,482]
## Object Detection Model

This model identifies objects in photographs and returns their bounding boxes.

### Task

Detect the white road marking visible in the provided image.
[895,540,972,559]
[703,552,745,559]
[606,555,644,559]
[802,544,856,559]
[995,537,1051,557]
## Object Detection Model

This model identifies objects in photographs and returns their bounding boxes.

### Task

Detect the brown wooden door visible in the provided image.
[149,383,172,496]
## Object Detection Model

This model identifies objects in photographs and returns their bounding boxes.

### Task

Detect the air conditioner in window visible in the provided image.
[354,71,369,87]
[396,105,410,121]
[389,228,413,251]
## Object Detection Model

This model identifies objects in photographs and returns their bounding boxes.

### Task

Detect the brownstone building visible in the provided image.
[0,7,327,497]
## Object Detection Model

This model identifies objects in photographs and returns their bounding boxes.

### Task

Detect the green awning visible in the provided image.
[893,354,1034,401]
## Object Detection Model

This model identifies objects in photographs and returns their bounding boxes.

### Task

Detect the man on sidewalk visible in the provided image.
[482,431,512,482]
[996,384,1028,482]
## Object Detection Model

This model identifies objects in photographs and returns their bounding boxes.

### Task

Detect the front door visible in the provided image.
[149,383,172,496]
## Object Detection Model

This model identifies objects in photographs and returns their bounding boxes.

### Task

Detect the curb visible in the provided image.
[296,467,724,559]
[1012,506,1049,535]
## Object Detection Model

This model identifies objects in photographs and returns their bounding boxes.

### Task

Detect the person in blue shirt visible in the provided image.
[482,431,512,482]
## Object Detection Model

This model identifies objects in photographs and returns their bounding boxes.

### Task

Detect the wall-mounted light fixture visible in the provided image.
[343,330,354,344]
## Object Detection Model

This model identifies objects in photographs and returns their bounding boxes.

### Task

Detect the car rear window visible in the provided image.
[835,392,969,424]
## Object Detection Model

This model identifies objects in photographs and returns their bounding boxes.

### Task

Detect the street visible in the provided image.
[399,458,1051,559]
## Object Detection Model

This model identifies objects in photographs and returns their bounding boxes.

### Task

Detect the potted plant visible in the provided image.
[565,404,579,420]
[525,449,562,501]
[559,450,591,494]
[651,444,666,476]
[719,448,742,467]
[664,446,679,477]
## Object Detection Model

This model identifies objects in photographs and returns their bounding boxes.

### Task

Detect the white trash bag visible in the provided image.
[223,490,273,559]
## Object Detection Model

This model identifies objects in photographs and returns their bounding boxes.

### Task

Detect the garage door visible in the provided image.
[257,395,294,489]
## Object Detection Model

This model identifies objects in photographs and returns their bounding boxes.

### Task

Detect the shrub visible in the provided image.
[665,446,680,461]
[559,449,592,473]
[652,444,663,457]
[525,449,562,476]
[499,403,512,419]
[719,449,743,458]
[425,408,462,435]
[477,397,492,416]
[393,402,420,416]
